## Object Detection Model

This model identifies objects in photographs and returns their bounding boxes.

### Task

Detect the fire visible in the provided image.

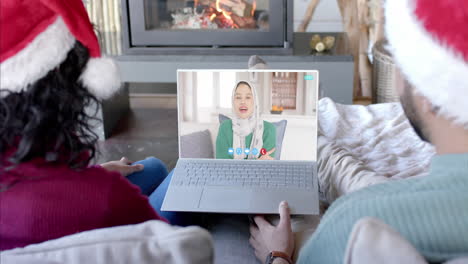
[192,0,258,29]
[215,0,222,12]
[252,0,256,17]
[215,0,233,22]
[223,11,232,20]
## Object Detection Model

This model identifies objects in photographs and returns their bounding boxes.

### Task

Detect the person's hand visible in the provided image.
[249,201,295,263]
[100,157,144,177]
[258,148,275,160]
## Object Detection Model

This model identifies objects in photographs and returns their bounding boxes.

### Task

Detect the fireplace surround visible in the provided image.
[121,0,293,55]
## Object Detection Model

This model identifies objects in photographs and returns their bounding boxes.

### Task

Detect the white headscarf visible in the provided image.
[232,81,264,159]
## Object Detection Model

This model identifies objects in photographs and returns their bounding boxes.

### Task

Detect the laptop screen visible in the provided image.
[177,70,318,161]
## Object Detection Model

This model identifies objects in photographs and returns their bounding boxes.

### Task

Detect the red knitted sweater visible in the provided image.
[0,150,164,251]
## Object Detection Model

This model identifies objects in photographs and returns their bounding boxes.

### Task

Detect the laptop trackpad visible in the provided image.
[198,188,252,211]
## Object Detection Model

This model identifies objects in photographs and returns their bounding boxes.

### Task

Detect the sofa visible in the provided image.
[3,216,467,264]
[4,98,459,264]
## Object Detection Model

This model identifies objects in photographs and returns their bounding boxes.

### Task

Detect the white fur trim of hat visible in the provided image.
[385,0,468,128]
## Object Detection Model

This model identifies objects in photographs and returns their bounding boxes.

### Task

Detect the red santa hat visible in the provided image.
[0,0,120,99]
[385,0,468,128]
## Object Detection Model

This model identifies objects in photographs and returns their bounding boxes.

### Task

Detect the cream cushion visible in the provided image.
[344,217,468,264]
[0,220,213,264]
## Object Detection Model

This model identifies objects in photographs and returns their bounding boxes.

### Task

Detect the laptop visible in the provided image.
[161,69,319,215]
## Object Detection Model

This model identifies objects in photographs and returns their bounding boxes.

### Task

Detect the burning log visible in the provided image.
[231,14,256,29]
[213,0,257,29]
[173,0,258,30]
[218,0,247,16]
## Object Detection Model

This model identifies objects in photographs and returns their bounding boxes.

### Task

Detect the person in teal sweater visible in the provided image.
[248,1,468,263]
[216,81,276,160]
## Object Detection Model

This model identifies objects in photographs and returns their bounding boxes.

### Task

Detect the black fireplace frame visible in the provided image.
[121,0,293,55]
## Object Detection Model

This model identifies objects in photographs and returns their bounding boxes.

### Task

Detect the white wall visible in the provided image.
[294,0,343,32]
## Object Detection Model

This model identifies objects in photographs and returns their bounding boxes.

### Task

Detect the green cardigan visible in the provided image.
[216,119,276,159]
[298,153,468,263]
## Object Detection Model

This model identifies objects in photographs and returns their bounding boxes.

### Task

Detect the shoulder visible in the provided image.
[0,164,128,206]
[263,120,275,130]
[2,161,120,185]
[262,121,276,135]
[220,119,233,128]
[302,176,468,262]
[218,119,233,135]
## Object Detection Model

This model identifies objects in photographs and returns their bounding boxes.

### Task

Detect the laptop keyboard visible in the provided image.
[171,160,315,190]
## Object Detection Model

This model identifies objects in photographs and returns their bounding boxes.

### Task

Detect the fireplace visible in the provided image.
[121,0,293,54]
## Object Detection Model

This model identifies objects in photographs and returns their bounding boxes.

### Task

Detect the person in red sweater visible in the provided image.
[0,0,173,251]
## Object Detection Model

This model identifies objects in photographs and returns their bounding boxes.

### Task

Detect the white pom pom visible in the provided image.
[79,57,121,100]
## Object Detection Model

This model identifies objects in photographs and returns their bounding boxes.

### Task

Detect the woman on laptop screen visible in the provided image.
[216,81,276,160]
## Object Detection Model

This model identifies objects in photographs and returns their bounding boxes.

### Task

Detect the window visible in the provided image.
[197,71,214,107]
[219,71,236,109]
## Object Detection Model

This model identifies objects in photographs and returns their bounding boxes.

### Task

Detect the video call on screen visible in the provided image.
[178,70,318,161]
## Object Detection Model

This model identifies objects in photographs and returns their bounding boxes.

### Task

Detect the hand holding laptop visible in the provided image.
[249,201,295,264]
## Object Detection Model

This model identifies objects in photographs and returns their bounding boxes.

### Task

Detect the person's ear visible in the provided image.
[420,97,431,114]
[418,95,440,123]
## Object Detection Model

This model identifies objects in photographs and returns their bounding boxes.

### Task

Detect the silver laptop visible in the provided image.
[162,70,319,215]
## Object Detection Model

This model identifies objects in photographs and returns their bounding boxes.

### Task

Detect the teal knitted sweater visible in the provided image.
[298,153,468,263]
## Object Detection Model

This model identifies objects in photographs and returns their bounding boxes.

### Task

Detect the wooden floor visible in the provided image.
[95,107,179,171]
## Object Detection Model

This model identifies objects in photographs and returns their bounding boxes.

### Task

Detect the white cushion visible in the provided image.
[317,98,435,203]
[344,217,427,264]
[1,220,213,264]
[344,217,468,264]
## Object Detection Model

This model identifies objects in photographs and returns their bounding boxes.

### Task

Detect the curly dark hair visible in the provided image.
[0,41,99,169]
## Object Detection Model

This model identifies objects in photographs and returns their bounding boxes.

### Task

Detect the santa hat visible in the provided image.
[0,0,120,100]
[385,0,468,128]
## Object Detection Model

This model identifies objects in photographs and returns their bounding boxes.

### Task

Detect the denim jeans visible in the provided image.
[126,157,197,226]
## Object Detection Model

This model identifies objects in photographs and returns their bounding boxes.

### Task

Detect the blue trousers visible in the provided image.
[126,157,196,226]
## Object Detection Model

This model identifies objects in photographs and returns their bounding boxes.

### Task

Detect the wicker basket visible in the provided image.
[372,40,400,103]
